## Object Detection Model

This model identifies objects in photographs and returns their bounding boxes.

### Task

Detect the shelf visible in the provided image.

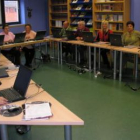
[94,20,123,23]
[51,19,67,21]
[71,16,92,19]
[95,1,124,4]
[70,9,92,12]
[70,2,92,5]
[94,10,124,13]
[71,23,92,26]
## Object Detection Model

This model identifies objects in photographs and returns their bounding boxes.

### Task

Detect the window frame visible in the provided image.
[0,0,21,25]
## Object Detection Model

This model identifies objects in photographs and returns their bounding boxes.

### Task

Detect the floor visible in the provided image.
[5,45,140,140]
[7,58,140,140]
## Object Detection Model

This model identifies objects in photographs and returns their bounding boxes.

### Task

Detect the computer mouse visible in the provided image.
[8,107,20,112]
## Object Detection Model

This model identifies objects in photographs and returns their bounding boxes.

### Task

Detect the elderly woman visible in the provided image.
[122,21,140,68]
[95,20,113,69]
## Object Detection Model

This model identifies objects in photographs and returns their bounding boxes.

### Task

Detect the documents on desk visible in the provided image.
[23,102,53,120]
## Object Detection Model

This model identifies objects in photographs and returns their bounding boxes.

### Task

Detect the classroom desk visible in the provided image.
[0,39,49,50]
[0,54,84,140]
[49,38,140,81]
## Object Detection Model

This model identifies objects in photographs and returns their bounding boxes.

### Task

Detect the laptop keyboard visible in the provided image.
[0,88,23,101]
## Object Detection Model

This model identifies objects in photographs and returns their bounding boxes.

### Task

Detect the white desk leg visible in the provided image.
[45,42,48,54]
[75,45,77,64]
[119,51,123,81]
[0,125,8,140]
[88,46,91,72]
[135,54,138,80]
[57,42,60,64]
[60,42,63,65]
[94,47,96,75]
[113,50,117,80]
[98,48,101,71]
[64,125,72,140]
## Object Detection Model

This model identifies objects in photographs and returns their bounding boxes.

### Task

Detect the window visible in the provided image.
[0,1,2,24]
[4,0,20,24]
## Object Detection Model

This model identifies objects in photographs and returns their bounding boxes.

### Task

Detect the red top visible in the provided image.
[95,29,113,42]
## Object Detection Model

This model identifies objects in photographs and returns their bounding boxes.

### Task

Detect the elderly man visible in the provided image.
[59,21,74,62]
[75,21,89,66]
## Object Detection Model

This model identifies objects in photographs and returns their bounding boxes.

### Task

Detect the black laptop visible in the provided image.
[51,28,61,38]
[0,35,4,45]
[14,33,26,43]
[0,65,33,102]
[110,34,123,46]
[83,32,96,43]
[66,30,76,40]
[35,30,46,40]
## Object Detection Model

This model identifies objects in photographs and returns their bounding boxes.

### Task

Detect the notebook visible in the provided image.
[110,34,123,46]
[35,30,46,40]
[83,32,95,43]
[0,35,4,45]
[14,33,26,43]
[66,30,76,40]
[51,28,61,38]
[0,65,33,103]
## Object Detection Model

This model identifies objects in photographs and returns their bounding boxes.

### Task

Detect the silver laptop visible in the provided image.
[0,65,33,103]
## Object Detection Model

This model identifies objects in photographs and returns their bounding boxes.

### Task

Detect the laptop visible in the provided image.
[83,32,96,43]
[0,68,9,78]
[35,30,46,40]
[66,30,76,40]
[0,65,33,103]
[14,33,26,43]
[51,28,61,38]
[110,34,123,46]
[0,35,4,45]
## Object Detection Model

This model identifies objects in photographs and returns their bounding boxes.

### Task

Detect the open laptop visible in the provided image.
[66,30,76,40]
[110,34,123,46]
[83,32,96,43]
[51,28,61,38]
[14,33,26,43]
[0,35,4,45]
[35,30,46,40]
[0,65,33,103]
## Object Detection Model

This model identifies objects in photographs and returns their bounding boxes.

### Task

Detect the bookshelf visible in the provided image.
[70,0,93,31]
[48,0,70,34]
[93,0,130,34]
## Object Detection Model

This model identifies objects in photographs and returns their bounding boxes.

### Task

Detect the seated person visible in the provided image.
[95,20,113,69]
[0,24,20,66]
[121,21,140,71]
[75,21,89,65]
[22,24,36,68]
[59,21,74,61]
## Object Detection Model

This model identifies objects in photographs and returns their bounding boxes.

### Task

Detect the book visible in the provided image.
[118,15,123,21]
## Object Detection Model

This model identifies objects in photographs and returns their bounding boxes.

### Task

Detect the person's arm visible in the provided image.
[0,97,8,105]
[94,31,100,41]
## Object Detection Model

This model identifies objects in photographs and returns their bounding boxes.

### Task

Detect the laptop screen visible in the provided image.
[110,34,123,46]
[14,33,26,43]
[35,30,46,40]
[0,35,4,45]
[13,65,33,96]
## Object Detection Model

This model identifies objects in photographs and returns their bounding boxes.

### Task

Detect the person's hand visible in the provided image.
[0,97,8,105]
[76,37,81,40]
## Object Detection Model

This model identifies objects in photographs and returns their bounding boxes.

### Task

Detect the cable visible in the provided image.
[125,83,140,91]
